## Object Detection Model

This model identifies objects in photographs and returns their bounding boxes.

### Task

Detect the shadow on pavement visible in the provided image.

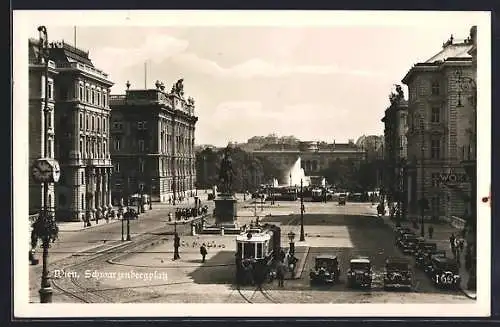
[188,251,236,284]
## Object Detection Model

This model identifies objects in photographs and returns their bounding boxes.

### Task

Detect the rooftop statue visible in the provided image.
[171,78,185,97]
[389,84,405,105]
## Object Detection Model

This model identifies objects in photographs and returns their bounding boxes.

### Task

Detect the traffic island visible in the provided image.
[291,246,310,280]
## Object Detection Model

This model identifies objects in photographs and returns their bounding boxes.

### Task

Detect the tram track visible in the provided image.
[51,225,185,303]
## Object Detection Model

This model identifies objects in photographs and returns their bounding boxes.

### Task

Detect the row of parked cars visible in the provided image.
[308,227,461,291]
[308,255,407,290]
[394,227,461,290]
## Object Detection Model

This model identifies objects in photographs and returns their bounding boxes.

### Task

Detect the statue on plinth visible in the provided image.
[389,84,405,105]
[218,146,235,195]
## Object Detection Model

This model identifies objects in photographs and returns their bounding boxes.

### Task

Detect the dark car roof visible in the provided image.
[316,255,337,260]
[385,257,410,264]
[433,256,456,264]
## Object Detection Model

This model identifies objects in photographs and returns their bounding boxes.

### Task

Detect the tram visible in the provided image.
[235,224,282,285]
[311,188,324,202]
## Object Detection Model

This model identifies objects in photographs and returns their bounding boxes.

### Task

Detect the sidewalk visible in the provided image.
[366,204,477,299]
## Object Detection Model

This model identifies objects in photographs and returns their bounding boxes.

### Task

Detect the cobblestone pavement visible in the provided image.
[41,200,473,304]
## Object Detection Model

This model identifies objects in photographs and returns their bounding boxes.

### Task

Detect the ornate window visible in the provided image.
[431,81,440,96]
[431,107,440,123]
[430,138,441,159]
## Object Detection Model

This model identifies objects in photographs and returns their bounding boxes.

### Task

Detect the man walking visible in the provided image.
[200,243,208,263]
[276,259,285,288]
[449,233,456,258]
[173,232,181,260]
[428,225,434,239]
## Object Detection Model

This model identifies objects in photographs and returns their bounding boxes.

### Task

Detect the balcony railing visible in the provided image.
[29,58,56,69]
[56,62,109,79]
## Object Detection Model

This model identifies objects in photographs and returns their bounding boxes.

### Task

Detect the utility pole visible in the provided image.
[300,178,305,241]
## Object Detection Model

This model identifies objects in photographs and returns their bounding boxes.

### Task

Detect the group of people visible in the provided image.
[172,205,209,221]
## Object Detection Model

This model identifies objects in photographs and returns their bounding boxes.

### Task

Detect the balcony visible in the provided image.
[86,158,113,167]
[29,59,56,69]
[56,62,109,80]
[428,122,446,134]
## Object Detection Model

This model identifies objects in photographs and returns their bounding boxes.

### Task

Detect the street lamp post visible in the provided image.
[288,231,296,256]
[30,26,61,304]
[300,179,305,242]
[126,212,131,241]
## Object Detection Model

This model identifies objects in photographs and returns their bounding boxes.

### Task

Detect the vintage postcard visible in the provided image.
[12,10,491,317]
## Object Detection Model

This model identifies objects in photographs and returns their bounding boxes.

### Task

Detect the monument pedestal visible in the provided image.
[214,194,237,226]
[200,193,240,234]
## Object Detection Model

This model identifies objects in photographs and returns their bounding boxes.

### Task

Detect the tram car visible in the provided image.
[235,224,282,285]
[311,188,324,202]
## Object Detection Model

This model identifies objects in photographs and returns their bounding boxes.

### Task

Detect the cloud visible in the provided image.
[91,34,189,68]
[172,54,383,79]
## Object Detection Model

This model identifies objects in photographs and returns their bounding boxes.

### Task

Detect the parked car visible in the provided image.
[338,195,347,206]
[394,227,412,236]
[310,255,340,285]
[429,256,461,289]
[414,242,438,267]
[383,257,413,291]
[423,249,447,275]
[398,234,422,254]
[346,257,372,289]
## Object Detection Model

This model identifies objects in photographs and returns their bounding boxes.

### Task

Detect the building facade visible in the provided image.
[381,90,408,203]
[109,80,198,204]
[402,33,475,221]
[29,38,58,215]
[29,39,114,222]
[251,140,366,185]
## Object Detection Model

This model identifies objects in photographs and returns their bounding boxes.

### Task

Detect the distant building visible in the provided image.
[356,135,385,160]
[251,140,366,185]
[29,38,114,222]
[109,80,198,204]
[402,31,475,220]
[381,92,409,203]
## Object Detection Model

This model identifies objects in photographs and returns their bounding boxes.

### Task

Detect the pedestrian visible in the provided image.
[449,233,456,257]
[173,232,181,260]
[276,260,285,288]
[200,243,207,263]
[428,225,434,239]
[459,238,465,253]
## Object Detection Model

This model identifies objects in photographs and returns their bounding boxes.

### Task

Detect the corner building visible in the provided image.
[48,41,114,222]
[402,34,475,221]
[109,81,198,204]
[29,39,58,215]
[29,40,114,222]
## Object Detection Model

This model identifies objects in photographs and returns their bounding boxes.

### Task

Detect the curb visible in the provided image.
[293,246,310,279]
[460,287,477,300]
[58,218,123,232]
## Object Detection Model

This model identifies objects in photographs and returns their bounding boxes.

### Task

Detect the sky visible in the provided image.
[25,12,481,147]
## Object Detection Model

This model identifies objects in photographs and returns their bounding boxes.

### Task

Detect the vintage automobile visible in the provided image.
[429,256,461,289]
[338,194,347,205]
[414,242,438,266]
[394,227,412,236]
[310,255,340,285]
[383,257,413,291]
[346,257,372,289]
[397,234,423,254]
[423,249,447,274]
[394,231,416,246]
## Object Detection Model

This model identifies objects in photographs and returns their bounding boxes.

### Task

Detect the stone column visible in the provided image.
[102,168,108,217]
[95,169,101,219]
[108,167,113,211]
[90,169,96,218]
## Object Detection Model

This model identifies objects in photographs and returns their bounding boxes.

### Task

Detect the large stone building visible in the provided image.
[29,38,58,215]
[402,32,475,221]
[251,140,366,185]
[29,38,114,222]
[381,88,409,203]
[109,80,198,204]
